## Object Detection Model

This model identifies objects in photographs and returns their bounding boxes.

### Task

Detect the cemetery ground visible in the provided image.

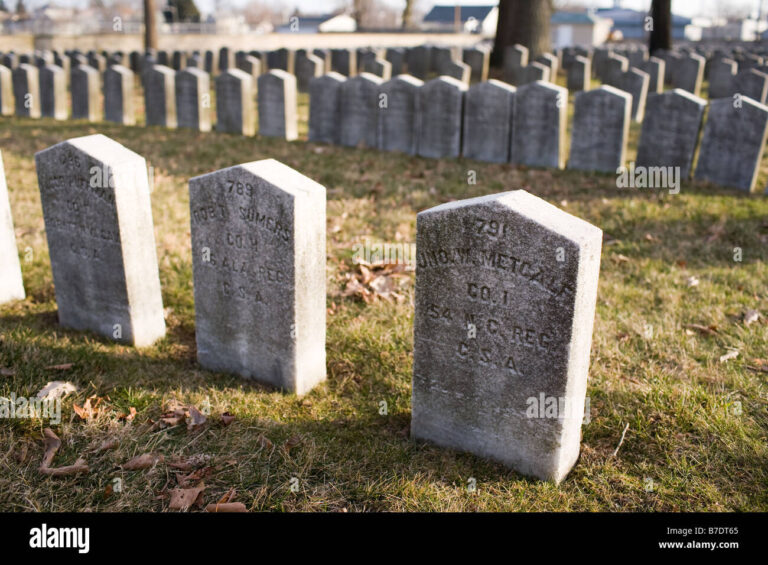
[0,90,767,512]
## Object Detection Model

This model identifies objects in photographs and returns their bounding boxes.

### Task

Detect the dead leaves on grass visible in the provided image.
[122,453,165,470]
[342,260,410,304]
[39,428,89,477]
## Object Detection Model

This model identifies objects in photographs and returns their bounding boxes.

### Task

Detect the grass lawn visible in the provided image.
[0,86,767,512]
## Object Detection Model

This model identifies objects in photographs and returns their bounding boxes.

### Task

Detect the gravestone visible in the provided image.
[417,76,466,159]
[71,65,100,121]
[216,69,255,136]
[431,47,455,75]
[511,81,568,169]
[34,134,165,346]
[39,64,66,120]
[520,62,550,85]
[535,53,559,81]
[104,65,135,125]
[144,65,177,128]
[176,67,211,132]
[0,65,12,115]
[12,64,40,118]
[636,89,706,179]
[172,50,186,71]
[0,151,25,305]
[694,97,768,192]
[674,54,705,96]
[364,58,392,81]
[730,69,768,104]
[639,56,665,94]
[205,50,217,75]
[603,53,628,87]
[568,86,631,173]
[462,47,489,83]
[308,73,345,144]
[237,55,261,81]
[331,49,356,77]
[257,70,298,141]
[312,49,331,73]
[443,60,470,84]
[339,73,383,148]
[462,79,516,163]
[295,51,323,93]
[267,48,295,74]
[708,58,737,99]
[189,159,326,395]
[385,48,405,75]
[406,45,431,79]
[411,189,603,484]
[567,55,590,91]
[218,47,232,72]
[377,74,423,155]
[619,67,649,122]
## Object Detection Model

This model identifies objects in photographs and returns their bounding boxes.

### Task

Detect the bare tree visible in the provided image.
[492,0,553,66]
[649,0,672,54]
[401,0,413,29]
[144,0,158,50]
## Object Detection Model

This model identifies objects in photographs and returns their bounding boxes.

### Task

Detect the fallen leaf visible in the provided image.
[187,405,207,430]
[169,485,205,510]
[220,412,235,426]
[73,396,103,421]
[122,453,164,470]
[719,349,739,363]
[45,363,74,371]
[39,428,89,476]
[744,309,760,326]
[0,367,15,377]
[36,381,77,400]
[205,502,247,513]
[684,323,718,336]
[256,434,273,451]
[283,435,302,453]
[97,438,119,452]
[168,454,212,471]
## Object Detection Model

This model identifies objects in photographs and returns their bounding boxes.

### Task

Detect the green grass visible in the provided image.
[0,78,767,512]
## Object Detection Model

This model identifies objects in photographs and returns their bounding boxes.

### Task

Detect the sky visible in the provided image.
[9,0,764,20]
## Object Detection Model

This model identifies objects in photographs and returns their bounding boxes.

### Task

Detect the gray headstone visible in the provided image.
[216,69,255,136]
[71,65,100,121]
[0,151,25,305]
[219,47,232,72]
[411,189,603,484]
[0,65,12,116]
[708,58,738,99]
[462,47,489,83]
[511,81,568,169]
[295,52,322,93]
[144,65,177,128]
[39,64,66,120]
[339,73,383,148]
[567,55,590,92]
[535,53,559,81]
[568,86,631,173]
[364,57,392,80]
[104,65,135,125]
[406,45,430,79]
[462,79,516,163]
[267,48,295,74]
[730,69,768,104]
[331,49,356,77]
[205,50,218,75]
[442,60,470,85]
[12,63,40,118]
[384,48,405,75]
[619,67,649,122]
[237,55,261,81]
[636,89,707,179]
[417,76,466,159]
[694,97,768,192]
[176,67,211,132]
[674,54,704,96]
[189,159,326,395]
[603,53,628,87]
[34,134,165,346]
[519,62,550,85]
[377,74,423,155]
[257,70,298,141]
[639,56,665,94]
[308,73,345,144]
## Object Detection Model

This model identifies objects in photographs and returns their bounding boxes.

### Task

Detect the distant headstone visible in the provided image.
[71,65,100,121]
[636,89,706,179]
[442,60,470,84]
[568,86,631,173]
[205,50,218,75]
[708,58,738,99]
[144,65,177,128]
[34,134,165,346]
[172,50,186,71]
[674,54,705,96]
[511,81,568,169]
[364,57,392,80]
[462,79,516,163]
[218,47,232,72]
[308,73,345,144]
[462,47,489,83]
[0,65,12,116]
[257,70,298,141]
[267,48,295,74]
[176,67,211,132]
[331,49,357,77]
[0,151,25,305]
[406,45,431,79]
[694,96,768,192]
[567,55,590,91]
[519,62,550,85]
[384,48,405,75]
[619,67,649,121]
[189,159,326,395]
[12,63,40,118]
[104,65,135,125]
[730,69,768,104]
[237,55,261,81]
[411,189,603,484]
[339,73,383,148]
[295,52,323,93]
[216,69,255,136]
[603,53,628,87]
[39,64,66,120]
[417,76,466,159]
[639,56,665,94]
[535,53,559,81]
[378,74,423,154]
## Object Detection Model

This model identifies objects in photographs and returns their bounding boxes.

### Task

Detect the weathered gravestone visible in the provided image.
[639,56,665,94]
[308,73,345,144]
[443,60,470,84]
[708,58,737,99]
[12,64,40,118]
[189,159,326,395]
[674,54,705,96]
[535,53,559,81]
[519,62,550,85]
[71,65,100,121]
[339,73,383,148]
[411,189,603,484]
[568,86,631,173]
[267,48,295,74]
[636,89,706,179]
[34,134,165,346]
[176,67,211,132]
[216,69,255,136]
[406,45,431,79]
[363,58,392,81]
[295,52,323,93]
[462,47,489,83]
[729,69,768,104]
[619,67,649,122]
[104,65,135,125]
[385,48,405,75]
[511,81,568,169]
[694,97,768,192]
[503,44,529,85]
[144,65,177,128]
[417,76,466,159]
[331,49,356,77]
[218,47,232,72]
[0,65,13,116]
[237,55,261,81]
[377,74,423,154]
[0,151,25,305]
[567,55,591,92]
[603,53,628,87]
[39,64,66,120]
[462,80,516,163]
[257,70,298,141]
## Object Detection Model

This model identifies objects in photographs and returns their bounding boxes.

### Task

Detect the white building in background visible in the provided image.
[421,5,498,35]
[276,13,357,34]
[550,10,613,48]
[702,17,768,41]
